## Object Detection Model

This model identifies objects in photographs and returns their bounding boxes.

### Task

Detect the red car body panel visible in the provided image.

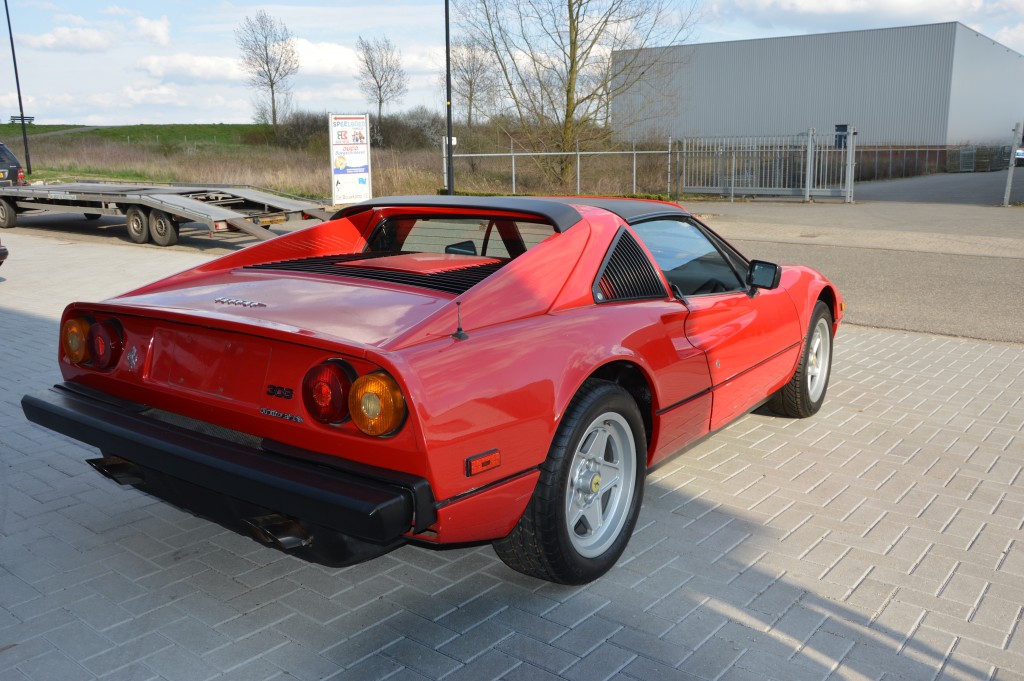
[26,196,843,556]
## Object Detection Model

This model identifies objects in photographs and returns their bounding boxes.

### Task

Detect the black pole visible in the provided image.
[4,0,31,175]
[444,0,454,195]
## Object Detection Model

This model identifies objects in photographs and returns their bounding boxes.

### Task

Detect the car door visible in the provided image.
[631,218,803,431]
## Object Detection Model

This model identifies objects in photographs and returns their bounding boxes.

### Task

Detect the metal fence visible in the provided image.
[448,124,1018,201]
[674,129,855,201]
[450,128,856,201]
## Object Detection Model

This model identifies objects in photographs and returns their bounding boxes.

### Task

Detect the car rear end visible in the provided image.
[0,143,26,186]
[22,301,438,567]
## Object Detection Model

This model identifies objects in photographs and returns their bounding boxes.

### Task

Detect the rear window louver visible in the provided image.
[593,228,667,303]
[245,253,504,295]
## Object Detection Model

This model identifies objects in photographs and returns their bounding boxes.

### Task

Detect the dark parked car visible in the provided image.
[0,236,8,267]
[0,142,26,187]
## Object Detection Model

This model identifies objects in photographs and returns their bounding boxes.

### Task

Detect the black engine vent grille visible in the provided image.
[592,229,667,303]
[245,252,504,295]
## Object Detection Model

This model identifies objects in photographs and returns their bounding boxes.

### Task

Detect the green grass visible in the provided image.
[0,123,272,148]
[0,123,82,139]
[82,123,272,146]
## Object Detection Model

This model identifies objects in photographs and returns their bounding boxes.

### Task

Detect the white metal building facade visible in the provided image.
[612,22,1024,146]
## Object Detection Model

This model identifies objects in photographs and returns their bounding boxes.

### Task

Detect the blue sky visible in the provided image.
[2,0,1023,125]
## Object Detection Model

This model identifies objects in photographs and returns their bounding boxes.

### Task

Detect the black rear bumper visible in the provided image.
[22,384,436,565]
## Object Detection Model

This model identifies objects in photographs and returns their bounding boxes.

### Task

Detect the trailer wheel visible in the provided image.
[0,199,16,228]
[125,206,149,244]
[149,210,178,247]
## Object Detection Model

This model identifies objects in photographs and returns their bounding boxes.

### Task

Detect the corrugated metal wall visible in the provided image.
[947,24,1024,144]
[613,23,976,146]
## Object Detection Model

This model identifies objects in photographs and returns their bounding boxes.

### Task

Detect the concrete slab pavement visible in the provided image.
[1,213,1023,681]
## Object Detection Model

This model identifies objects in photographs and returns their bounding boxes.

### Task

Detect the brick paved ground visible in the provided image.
[1,231,1022,680]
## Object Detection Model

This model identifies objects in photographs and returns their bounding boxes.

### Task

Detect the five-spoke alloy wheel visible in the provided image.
[769,300,834,418]
[494,380,645,584]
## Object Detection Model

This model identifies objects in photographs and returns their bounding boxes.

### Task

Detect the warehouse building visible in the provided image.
[612,22,1024,147]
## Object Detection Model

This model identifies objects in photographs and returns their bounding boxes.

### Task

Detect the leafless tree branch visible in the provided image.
[234,10,299,130]
[357,35,410,123]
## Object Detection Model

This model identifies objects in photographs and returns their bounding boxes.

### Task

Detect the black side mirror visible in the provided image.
[747,260,781,291]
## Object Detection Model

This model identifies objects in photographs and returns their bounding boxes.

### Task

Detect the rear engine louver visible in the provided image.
[245,253,503,295]
[593,229,667,303]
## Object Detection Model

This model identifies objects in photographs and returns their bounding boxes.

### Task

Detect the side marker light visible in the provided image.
[466,449,501,477]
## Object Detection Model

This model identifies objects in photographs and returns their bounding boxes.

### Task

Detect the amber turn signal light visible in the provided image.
[466,450,501,476]
[61,318,92,364]
[349,372,405,436]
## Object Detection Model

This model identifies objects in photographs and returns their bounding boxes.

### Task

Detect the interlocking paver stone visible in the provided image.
[2,226,1023,680]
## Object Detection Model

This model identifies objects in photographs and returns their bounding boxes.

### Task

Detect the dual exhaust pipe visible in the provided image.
[87,455,312,551]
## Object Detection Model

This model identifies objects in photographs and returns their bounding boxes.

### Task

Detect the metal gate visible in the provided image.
[675,128,856,201]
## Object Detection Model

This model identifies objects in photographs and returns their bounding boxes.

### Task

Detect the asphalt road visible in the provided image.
[854,166,1024,205]
[685,199,1024,344]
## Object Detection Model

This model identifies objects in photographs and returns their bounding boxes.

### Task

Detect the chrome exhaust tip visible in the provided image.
[242,514,312,551]
[86,456,144,486]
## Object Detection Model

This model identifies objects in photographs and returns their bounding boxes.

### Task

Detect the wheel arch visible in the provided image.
[815,284,841,333]
[586,360,654,456]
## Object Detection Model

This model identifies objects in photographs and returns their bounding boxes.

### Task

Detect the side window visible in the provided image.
[631,219,745,296]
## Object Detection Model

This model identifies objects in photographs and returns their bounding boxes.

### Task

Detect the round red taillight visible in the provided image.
[302,361,353,424]
[87,319,124,370]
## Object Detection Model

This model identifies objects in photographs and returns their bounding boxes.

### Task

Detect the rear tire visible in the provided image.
[493,380,645,584]
[125,206,149,244]
[0,198,15,228]
[149,210,178,247]
[768,301,834,418]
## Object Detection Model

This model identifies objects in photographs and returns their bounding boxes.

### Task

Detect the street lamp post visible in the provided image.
[3,0,31,174]
[444,0,454,195]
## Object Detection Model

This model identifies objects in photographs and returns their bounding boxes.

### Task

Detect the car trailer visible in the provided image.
[0,182,334,246]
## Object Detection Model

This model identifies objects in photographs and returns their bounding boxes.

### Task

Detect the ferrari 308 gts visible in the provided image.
[22,195,843,584]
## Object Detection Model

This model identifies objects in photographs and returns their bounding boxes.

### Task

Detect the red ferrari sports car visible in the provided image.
[23,195,842,584]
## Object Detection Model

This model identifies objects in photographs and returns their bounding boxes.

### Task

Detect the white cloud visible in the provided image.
[134,16,171,47]
[105,83,183,107]
[293,38,360,77]
[22,26,112,52]
[102,6,135,16]
[995,23,1024,52]
[138,53,245,81]
[117,83,182,106]
[53,14,89,26]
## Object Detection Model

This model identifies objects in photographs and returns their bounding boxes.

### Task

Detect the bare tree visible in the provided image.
[448,37,498,127]
[235,10,300,130]
[456,0,697,185]
[356,36,409,122]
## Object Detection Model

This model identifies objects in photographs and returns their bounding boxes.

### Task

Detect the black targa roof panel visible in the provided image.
[331,195,585,233]
[545,197,691,225]
[331,195,690,232]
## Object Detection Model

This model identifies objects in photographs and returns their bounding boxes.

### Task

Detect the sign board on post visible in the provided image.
[329,114,372,205]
